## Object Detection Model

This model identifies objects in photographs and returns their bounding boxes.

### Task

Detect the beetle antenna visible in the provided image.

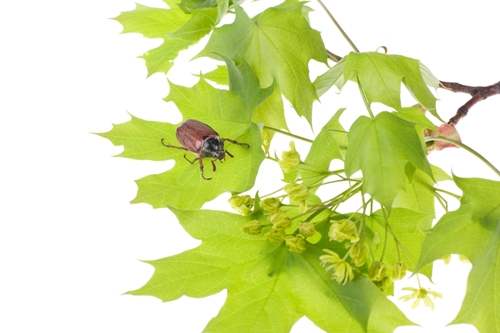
[225,150,234,158]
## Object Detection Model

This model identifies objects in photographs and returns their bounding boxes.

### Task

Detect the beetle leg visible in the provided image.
[225,149,234,158]
[161,138,189,151]
[183,154,198,164]
[211,159,217,172]
[199,158,212,180]
[222,138,250,149]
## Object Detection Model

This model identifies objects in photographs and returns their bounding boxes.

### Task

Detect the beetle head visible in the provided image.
[200,136,225,160]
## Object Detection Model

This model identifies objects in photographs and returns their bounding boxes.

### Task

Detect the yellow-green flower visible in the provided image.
[284,182,309,213]
[279,141,301,173]
[242,220,262,235]
[268,210,292,229]
[320,249,354,285]
[368,261,387,281]
[260,197,281,213]
[399,287,443,310]
[298,222,316,238]
[285,236,306,253]
[458,255,470,263]
[265,228,286,246]
[328,219,359,243]
[262,128,273,155]
[348,242,368,267]
[441,254,452,265]
[392,261,408,280]
[373,276,392,292]
[228,195,253,215]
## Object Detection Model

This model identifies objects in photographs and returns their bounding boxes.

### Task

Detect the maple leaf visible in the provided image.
[197,1,327,124]
[300,108,347,187]
[202,65,288,131]
[345,112,433,209]
[128,208,413,332]
[314,52,442,121]
[415,176,500,333]
[113,0,221,77]
[366,208,431,281]
[98,58,271,209]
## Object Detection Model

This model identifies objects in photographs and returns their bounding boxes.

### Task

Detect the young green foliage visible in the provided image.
[197,0,327,124]
[113,0,222,76]
[301,108,347,187]
[314,52,440,119]
[105,1,500,332]
[99,57,270,209]
[128,208,413,332]
[345,112,433,209]
[415,176,500,332]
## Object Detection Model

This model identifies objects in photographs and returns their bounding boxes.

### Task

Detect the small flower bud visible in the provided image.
[228,195,253,215]
[279,141,301,173]
[284,182,309,213]
[262,129,273,155]
[426,124,461,152]
[368,261,387,281]
[242,220,262,235]
[265,228,286,246]
[285,236,306,253]
[458,255,470,263]
[260,197,281,213]
[298,222,316,238]
[373,276,392,292]
[268,210,292,229]
[328,219,359,243]
[392,261,408,280]
[348,242,368,267]
[441,254,452,265]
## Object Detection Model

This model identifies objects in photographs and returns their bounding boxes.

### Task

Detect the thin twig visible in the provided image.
[316,0,359,52]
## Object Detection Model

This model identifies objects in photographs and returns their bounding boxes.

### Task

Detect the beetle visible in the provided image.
[161,119,250,180]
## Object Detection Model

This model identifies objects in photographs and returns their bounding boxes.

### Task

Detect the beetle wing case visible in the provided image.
[176,119,220,153]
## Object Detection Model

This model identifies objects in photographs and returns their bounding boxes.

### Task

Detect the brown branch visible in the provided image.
[326,50,342,62]
[440,80,500,125]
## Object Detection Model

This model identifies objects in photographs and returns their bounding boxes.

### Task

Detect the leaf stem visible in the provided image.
[435,188,461,200]
[425,136,500,178]
[263,126,314,143]
[316,0,359,52]
[380,207,389,261]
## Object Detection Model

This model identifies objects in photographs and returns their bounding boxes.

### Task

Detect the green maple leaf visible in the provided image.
[128,208,413,332]
[415,176,500,333]
[198,65,229,85]
[201,65,288,131]
[113,0,220,76]
[301,108,347,187]
[197,1,327,124]
[366,208,431,280]
[345,112,433,209]
[314,52,441,120]
[99,58,271,209]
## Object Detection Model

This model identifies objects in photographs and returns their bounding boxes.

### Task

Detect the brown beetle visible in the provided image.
[161,119,250,180]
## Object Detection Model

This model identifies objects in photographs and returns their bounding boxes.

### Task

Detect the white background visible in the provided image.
[1,0,499,332]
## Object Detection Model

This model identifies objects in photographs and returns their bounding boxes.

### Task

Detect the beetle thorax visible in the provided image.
[200,136,225,159]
